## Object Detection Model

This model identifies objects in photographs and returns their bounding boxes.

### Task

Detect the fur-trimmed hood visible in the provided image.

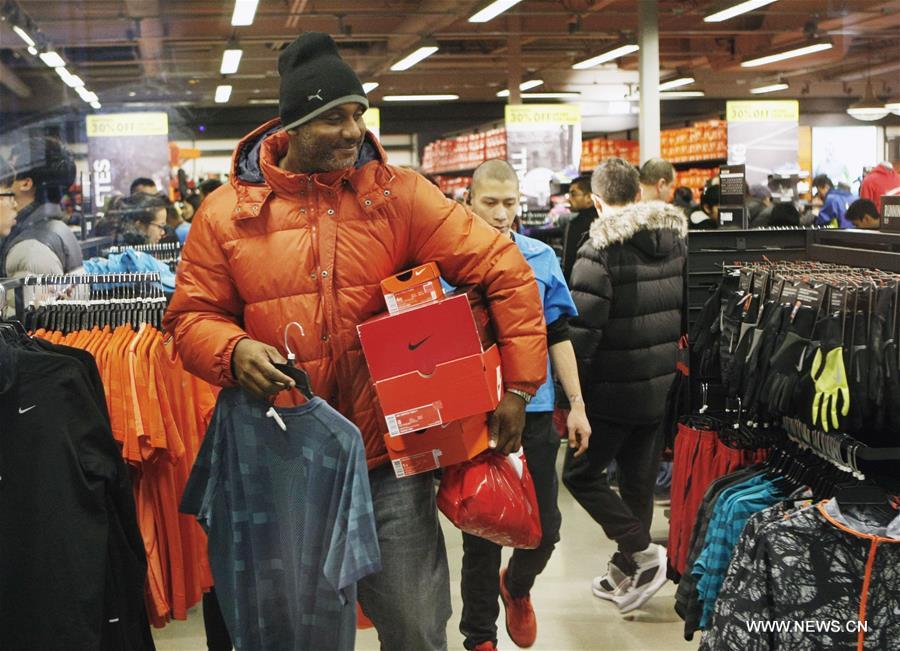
[589,200,688,258]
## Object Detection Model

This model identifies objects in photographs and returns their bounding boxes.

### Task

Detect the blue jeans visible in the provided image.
[358,465,452,650]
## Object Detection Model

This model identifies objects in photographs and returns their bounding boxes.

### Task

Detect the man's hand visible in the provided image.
[566,404,592,457]
[232,338,295,400]
[489,391,528,455]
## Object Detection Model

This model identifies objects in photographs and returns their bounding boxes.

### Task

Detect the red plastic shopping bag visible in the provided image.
[437,450,542,549]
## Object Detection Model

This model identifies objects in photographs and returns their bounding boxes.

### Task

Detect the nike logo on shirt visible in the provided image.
[18,405,37,414]
[408,336,431,351]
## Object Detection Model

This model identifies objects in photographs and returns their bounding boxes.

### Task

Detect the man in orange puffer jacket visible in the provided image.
[164,32,546,649]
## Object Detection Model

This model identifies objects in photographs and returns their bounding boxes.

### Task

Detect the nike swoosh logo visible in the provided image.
[408,336,431,351]
[18,405,36,414]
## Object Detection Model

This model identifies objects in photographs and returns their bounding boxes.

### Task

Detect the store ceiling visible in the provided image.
[0,0,898,117]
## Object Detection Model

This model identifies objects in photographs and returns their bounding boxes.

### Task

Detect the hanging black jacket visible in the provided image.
[570,200,687,424]
[0,340,153,651]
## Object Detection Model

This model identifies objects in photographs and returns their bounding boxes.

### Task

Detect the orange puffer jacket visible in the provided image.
[164,118,547,468]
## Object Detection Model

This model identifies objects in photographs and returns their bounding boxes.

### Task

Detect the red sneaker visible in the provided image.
[473,642,498,651]
[499,568,537,648]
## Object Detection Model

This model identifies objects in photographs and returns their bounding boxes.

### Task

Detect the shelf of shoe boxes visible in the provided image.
[580,139,641,172]
[676,168,720,203]
[421,127,507,179]
[357,263,502,478]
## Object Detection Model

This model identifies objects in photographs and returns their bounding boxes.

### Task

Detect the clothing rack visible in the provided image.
[688,257,900,490]
[7,273,165,330]
[104,242,182,256]
[782,417,900,483]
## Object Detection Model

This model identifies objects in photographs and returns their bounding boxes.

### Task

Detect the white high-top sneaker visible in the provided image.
[617,543,668,614]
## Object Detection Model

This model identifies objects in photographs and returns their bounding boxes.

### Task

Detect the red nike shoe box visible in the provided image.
[377,344,503,436]
[384,414,490,478]
[357,293,484,381]
[381,262,444,315]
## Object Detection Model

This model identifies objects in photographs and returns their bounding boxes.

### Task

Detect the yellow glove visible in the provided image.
[810,346,850,432]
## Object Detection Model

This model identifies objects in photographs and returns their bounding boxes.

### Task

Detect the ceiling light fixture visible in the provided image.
[751,82,789,94]
[12,26,35,47]
[249,98,280,105]
[390,42,439,71]
[38,51,66,68]
[705,0,778,23]
[520,92,581,99]
[847,79,889,121]
[658,77,695,91]
[90,101,101,110]
[215,84,233,103]
[362,82,380,94]
[573,44,639,70]
[382,94,459,102]
[496,79,545,97]
[76,88,98,103]
[231,0,259,26]
[53,67,84,88]
[469,0,525,23]
[627,90,706,100]
[741,41,832,68]
[220,48,243,75]
[27,46,37,55]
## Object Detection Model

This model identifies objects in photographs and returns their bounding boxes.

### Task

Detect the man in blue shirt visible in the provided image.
[813,174,857,228]
[458,159,592,651]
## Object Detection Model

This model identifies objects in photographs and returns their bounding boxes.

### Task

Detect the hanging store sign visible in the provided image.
[86,112,170,210]
[726,100,799,187]
[505,104,582,211]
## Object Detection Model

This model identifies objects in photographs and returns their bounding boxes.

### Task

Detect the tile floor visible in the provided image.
[153,446,698,651]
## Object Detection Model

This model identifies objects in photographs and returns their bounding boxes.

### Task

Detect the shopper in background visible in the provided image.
[846,198,881,230]
[166,196,191,243]
[462,159,591,651]
[561,174,596,282]
[689,182,720,230]
[766,202,802,227]
[103,192,170,246]
[0,156,17,239]
[0,136,82,278]
[130,176,158,196]
[672,186,694,219]
[859,161,900,214]
[198,178,222,202]
[564,157,687,615]
[164,32,547,651]
[746,184,773,227]
[638,158,676,204]
[813,174,856,229]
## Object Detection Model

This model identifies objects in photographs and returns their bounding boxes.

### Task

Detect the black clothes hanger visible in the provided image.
[273,363,314,401]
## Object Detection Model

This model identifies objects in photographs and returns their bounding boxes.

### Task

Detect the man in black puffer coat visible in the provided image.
[563,157,687,615]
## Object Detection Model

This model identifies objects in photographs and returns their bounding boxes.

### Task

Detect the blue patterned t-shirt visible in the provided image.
[181,388,381,651]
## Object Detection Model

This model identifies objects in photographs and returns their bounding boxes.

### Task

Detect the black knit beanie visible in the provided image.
[278,32,369,131]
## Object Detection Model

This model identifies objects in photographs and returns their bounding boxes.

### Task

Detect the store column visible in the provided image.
[638,0,661,161]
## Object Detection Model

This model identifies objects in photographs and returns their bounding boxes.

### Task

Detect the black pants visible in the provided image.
[562,417,664,555]
[203,589,233,651]
[459,412,562,650]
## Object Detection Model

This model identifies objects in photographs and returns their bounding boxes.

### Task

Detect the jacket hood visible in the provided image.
[589,201,687,257]
[228,117,387,218]
[868,164,900,181]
